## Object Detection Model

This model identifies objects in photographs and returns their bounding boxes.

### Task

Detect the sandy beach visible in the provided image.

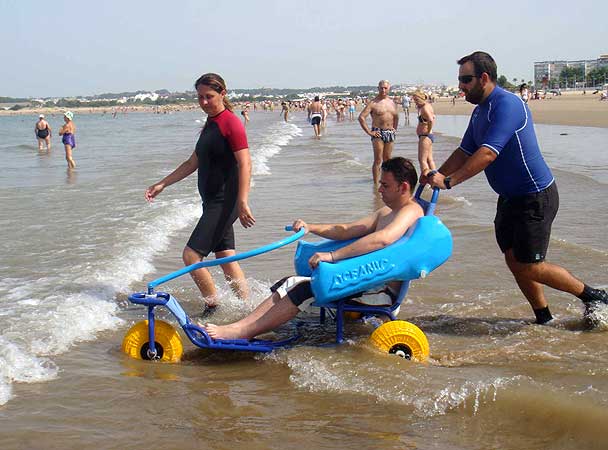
[3,90,607,128]
[433,92,608,128]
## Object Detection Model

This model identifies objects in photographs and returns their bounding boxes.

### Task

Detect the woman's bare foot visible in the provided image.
[203,294,218,309]
[204,323,249,340]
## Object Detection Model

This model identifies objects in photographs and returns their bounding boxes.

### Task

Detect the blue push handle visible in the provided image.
[147,226,305,292]
[414,185,440,216]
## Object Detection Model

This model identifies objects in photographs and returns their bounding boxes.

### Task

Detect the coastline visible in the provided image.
[432,92,608,128]
[2,92,607,128]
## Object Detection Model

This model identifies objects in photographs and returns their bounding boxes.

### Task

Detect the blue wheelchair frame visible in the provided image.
[128,228,306,356]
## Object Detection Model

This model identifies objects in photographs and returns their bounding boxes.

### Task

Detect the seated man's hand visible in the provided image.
[292,219,309,233]
[308,252,333,269]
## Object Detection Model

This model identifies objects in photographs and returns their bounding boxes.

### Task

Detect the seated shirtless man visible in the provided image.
[358,80,399,185]
[205,157,423,340]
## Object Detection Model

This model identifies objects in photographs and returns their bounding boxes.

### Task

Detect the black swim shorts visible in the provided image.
[494,182,559,263]
[270,276,397,311]
[186,201,238,257]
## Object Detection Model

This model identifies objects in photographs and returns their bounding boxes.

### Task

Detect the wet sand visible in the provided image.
[433,92,608,128]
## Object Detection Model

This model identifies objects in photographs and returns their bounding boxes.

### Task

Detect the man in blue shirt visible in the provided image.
[427,51,607,326]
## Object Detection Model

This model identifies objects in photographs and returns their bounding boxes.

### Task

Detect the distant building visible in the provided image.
[534,54,608,86]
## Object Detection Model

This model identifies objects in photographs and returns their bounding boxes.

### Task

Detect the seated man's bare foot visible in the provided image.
[204,323,249,340]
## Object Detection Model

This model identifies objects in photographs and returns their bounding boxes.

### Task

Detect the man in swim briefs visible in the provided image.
[358,80,399,185]
[307,96,323,138]
[348,99,356,121]
[204,157,423,340]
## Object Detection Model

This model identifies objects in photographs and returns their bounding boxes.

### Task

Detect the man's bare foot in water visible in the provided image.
[204,323,250,340]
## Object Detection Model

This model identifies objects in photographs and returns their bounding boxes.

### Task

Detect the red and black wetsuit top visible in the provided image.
[195,109,248,204]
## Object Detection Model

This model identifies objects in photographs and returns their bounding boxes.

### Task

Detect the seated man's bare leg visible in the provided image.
[205,294,299,340]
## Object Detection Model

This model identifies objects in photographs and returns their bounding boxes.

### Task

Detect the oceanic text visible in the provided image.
[331,258,393,289]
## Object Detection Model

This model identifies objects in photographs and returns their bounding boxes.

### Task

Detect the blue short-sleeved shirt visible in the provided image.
[459,86,554,198]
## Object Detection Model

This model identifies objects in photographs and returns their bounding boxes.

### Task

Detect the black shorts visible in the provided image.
[270,276,397,311]
[311,116,321,126]
[494,182,559,263]
[186,200,238,257]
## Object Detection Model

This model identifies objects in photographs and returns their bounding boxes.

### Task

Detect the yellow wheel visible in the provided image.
[370,320,429,362]
[121,320,183,363]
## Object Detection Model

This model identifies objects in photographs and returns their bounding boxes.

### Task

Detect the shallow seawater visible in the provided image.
[0,109,607,449]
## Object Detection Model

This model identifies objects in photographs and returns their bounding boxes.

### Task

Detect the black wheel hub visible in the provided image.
[140,342,164,360]
[389,344,412,359]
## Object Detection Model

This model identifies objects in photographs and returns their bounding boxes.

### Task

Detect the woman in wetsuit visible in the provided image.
[145,73,255,309]
[58,111,76,169]
[412,91,436,177]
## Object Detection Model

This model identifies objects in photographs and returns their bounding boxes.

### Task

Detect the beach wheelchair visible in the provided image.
[122,186,452,363]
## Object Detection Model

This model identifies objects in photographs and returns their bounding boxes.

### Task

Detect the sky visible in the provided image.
[1,0,607,98]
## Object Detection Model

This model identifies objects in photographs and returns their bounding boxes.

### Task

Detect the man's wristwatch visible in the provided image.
[444,176,452,189]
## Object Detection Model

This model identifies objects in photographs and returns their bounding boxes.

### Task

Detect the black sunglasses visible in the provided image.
[458,75,478,83]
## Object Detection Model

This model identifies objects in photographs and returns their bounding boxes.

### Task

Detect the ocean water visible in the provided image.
[0,109,607,449]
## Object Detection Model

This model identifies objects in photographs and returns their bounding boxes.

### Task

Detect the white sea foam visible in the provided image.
[0,197,200,401]
[264,347,528,418]
[88,199,200,292]
[251,121,302,176]
[0,336,59,405]
[410,375,528,417]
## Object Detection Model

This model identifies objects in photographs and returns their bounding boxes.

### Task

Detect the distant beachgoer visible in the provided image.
[413,91,436,177]
[519,83,529,103]
[338,99,346,122]
[281,102,289,122]
[348,99,356,121]
[307,96,323,139]
[401,94,411,125]
[59,111,76,169]
[358,80,399,185]
[35,114,52,151]
[241,107,250,126]
[426,50,608,327]
[321,100,328,127]
[145,73,255,309]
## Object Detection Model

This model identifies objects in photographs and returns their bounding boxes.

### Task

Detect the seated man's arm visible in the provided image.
[293,212,379,241]
[330,203,423,263]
